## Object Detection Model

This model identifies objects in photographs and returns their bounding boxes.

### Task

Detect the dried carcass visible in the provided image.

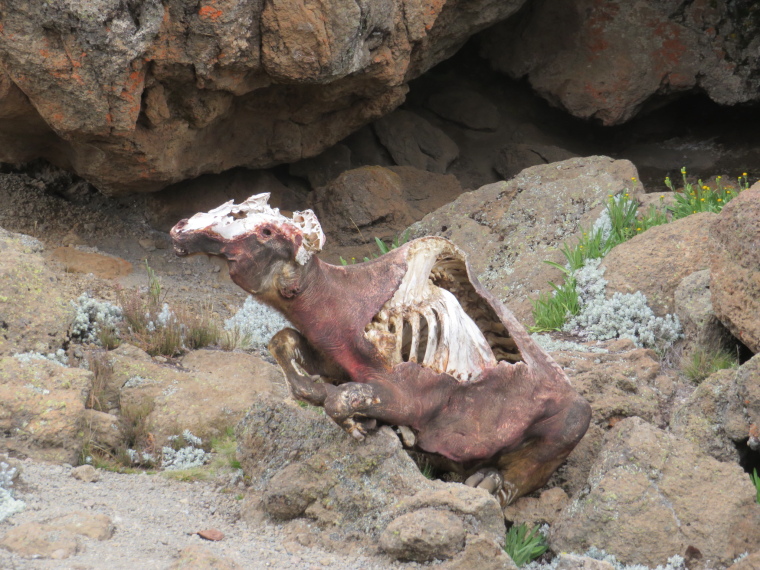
[171,193,591,505]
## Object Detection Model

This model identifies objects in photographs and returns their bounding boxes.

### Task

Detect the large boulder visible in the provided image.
[551,417,760,568]
[710,183,760,354]
[0,228,69,356]
[112,344,288,449]
[671,353,760,463]
[481,0,760,125]
[313,165,463,247]
[0,0,527,194]
[408,156,642,323]
[600,212,715,317]
[236,394,507,563]
[0,357,93,463]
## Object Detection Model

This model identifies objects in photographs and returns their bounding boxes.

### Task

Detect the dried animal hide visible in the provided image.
[171,193,591,505]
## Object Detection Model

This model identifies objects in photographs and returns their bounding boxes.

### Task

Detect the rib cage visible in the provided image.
[364,239,522,382]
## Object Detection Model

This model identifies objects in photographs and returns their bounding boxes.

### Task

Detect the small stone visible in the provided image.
[71,465,100,483]
[138,238,157,251]
[555,553,615,570]
[380,508,466,562]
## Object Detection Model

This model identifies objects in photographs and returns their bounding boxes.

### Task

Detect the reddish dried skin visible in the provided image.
[171,219,591,505]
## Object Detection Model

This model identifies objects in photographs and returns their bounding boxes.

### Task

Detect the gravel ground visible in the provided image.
[0,461,435,569]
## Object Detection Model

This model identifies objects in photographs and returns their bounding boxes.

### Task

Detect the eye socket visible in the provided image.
[261,227,273,237]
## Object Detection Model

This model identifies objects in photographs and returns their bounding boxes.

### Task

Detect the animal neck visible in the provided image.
[275,254,408,343]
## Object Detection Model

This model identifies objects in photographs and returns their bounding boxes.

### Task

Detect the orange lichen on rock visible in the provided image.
[198,5,223,21]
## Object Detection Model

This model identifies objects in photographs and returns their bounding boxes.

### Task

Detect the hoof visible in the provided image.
[464,468,503,495]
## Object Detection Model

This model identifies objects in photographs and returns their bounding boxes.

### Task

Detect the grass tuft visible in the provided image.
[504,523,548,567]
[682,347,738,384]
[751,469,760,504]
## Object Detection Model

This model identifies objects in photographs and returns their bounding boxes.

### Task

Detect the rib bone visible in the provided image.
[366,240,497,382]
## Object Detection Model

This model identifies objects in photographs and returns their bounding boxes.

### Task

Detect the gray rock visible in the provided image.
[408,156,642,323]
[494,143,578,180]
[674,269,733,351]
[0,512,113,559]
[374,110,459,174]
[289,144,353,189]
[70,465,100,483]
[671,353,760,462]
[551,417,760,568]
[236,393,507,560]
[380,508,466,562]
[426,89,500,132]
[710,183,760,354]
[481,1,760,125]
[441,536,518,570]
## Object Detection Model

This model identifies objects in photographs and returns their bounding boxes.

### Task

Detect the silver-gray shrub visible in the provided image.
[0,461,25,523]
[70,293,123,344]
[564,259,682,350]
[224,296,293,350]
[162,430,209,471]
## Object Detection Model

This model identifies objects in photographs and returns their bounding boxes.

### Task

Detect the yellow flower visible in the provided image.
[631,177,637,181]
[625,193,630,197]
[660,195,665,199]
[717,198,722,202]
[637,227,642,231]
[681,167,687,174]
[702,185,709,190]
[743,172,748,176]
[700,198,705,201]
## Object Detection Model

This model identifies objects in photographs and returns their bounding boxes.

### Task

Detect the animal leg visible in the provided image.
[323,383,383,441]
[268,328,344,406]
[495,394,591,506]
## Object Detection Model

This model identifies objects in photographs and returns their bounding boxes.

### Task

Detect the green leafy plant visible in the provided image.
[530,266,579,333]
[340,230,411,265]
[665,168,747,219]
[504,523,548,567]
[752,468,760,504]
[682,347,738,384]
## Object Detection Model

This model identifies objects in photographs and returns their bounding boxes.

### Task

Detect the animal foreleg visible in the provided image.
[268,328,342,406]
[323,383,383,441]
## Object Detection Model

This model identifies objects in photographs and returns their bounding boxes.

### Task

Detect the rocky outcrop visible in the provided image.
[113,344,288,449]
[0,0,527,194]
[671,353,760,463]
[236,394,508,564]
[0,357,92,463]
[408,156,642,323]
[550,417,760,568]
[600,212,715,317]
[481,0,760,125]
[710,183,760,354]
[0,228,69,356]
[312,165,463,247]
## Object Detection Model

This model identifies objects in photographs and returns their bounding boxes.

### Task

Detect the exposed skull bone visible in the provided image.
[175,193,326,265]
